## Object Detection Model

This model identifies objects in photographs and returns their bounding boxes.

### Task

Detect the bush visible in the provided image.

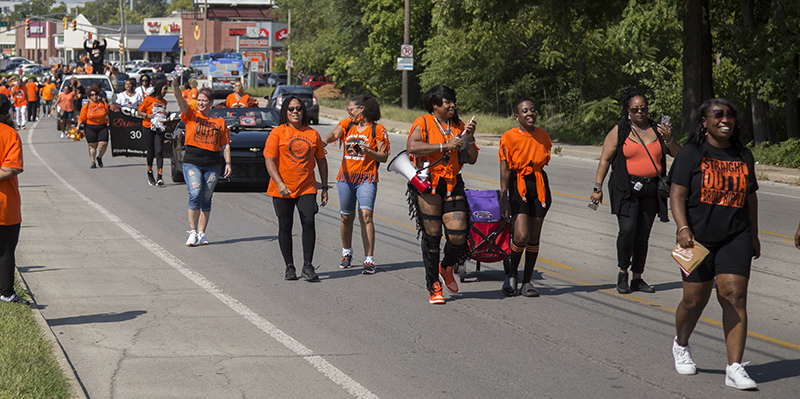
[747,138,800,168]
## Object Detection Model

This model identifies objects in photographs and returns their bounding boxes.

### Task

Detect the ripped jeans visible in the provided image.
[183,162,221,212]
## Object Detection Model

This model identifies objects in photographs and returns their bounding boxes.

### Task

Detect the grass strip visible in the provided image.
[0,275,74,399]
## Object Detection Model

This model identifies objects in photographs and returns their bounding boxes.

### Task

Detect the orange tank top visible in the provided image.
[623,139,662,177]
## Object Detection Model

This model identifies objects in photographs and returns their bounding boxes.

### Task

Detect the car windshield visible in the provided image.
[211,108,279,129]
[78,78,113,92]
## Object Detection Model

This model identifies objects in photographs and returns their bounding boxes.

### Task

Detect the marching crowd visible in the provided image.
[0,55,798,390]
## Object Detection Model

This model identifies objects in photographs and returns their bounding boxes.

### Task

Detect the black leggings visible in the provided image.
[0,224,21,298]
[272,194,317,267]
[616,191,659,274]
[144,129,165,170]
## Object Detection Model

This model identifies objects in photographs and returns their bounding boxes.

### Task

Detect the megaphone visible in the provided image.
[387,150,431,193]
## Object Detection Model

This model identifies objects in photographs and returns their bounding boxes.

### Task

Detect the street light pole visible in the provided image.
[402,0,409,110]
[204,0,208,53]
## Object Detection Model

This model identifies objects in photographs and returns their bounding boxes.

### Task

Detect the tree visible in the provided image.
[681,0,714,136]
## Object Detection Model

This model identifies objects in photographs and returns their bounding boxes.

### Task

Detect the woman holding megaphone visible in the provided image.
[406,85,478,304]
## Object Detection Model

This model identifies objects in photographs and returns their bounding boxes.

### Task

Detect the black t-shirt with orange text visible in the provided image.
[668,141,758,245]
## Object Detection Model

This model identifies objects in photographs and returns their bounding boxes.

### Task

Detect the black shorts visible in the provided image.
[683,229,753,283]
[509,171,551,217]
[84,124,109,143]
[432,175,468,214]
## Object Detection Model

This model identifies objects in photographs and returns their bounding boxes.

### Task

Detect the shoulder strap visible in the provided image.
[371,123,377,139]
[631,126,664,177]
[422,116,429,143]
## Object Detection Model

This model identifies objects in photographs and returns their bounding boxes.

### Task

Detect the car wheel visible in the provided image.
[171,143,185,183]
[311,118,319,125]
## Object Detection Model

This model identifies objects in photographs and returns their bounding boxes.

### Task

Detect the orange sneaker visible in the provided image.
[439,263,459,293]
[429,281,445,304]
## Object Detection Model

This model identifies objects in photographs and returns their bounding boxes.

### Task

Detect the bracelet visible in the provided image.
[467,139,476,145]
[665,138,674,146]
[439,143,443,152]
[225,162,231,165]
[677,226,690,235]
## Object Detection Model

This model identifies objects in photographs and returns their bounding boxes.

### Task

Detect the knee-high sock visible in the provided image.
[508,241,525,277]
[522,244,539,284]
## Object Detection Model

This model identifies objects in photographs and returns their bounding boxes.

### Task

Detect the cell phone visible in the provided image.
[588,201,598,211]
[661,115,671,126]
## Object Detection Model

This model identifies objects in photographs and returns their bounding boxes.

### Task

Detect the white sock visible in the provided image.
[364,256,374,264]
[198,231,205,237]
[342,248,352,257]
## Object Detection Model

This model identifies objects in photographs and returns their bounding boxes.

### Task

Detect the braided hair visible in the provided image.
[616,87,652,140]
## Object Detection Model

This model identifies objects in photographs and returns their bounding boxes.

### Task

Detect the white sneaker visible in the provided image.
[197,231,209,245]
[672,338,697,375]
[60,132,65,139]
[185,230,199,246]
[726,362,757,390]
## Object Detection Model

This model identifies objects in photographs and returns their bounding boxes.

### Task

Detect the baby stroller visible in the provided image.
[456,189,511,282]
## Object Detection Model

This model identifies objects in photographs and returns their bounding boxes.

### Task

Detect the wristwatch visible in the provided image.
[592,183,602,193]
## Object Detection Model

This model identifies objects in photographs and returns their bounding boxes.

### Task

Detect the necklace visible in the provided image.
[629,123,648,144]
[517,127,535,137]
[432,115,453,138]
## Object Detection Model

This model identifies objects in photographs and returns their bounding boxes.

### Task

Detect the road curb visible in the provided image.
[17,271,89,399]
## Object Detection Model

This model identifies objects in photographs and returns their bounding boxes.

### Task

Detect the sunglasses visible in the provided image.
[347,105,363,113]
[90,93,99,97]
[286,106,302,112]
[629,107,648,114]
[708,110,736,120]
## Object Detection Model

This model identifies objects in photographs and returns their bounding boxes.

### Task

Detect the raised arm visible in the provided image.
[171,77,189,115]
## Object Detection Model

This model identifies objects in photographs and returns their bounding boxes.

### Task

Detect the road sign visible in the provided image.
[286,59,294,69]
[250,62,259,72]
[397,57,413,71]
[242,51,266,62]
[401,45,413,58]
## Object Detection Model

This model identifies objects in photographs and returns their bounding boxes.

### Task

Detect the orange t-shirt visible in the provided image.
[335,119,390,184]
[138,96,168,129]
[25,82,38,101]
[408,114,479,194]
[59,92,75,112]
[182,89,190,100]
[498,127,552,207]
[225,93,256,108]
[12,87,27,107]
[0,86,10,99]
[180,107,230,152]
[264,124,326,198]
[0,123,23,225]
[41,83,56,100]
[189,88,198,100]
[79,100,109,125]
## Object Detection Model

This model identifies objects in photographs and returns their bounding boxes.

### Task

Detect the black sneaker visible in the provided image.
[1,293,31,306]
[97,157,103,167]
[302,264,319,282]
[630,278,655,293]
[361,261,376,275]
[90,162,97,169]
[284,264,298,281]
[147,171,156,186]
[156,174,164,186]
[340,253,352,269]
[616,271,631,294]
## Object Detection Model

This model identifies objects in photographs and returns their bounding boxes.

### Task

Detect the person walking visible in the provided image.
[58,86,75,137]
[264,96,328,282]
[115,79,143,109]
[323,96,390,274]
[589,87,680,294]
[135,75,153,99]
[668,98,760,390]
[406,85,478,304]
[11,82,26,130]
[138,81,169,186]
[25,77,39,122]
[77,85,110,169]
[170,76,231,246]
[41,78,57,117]
[498,98,551,297]
[0,94,29,306]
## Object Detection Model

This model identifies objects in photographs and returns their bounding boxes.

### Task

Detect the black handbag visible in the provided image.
[631,126,669,199]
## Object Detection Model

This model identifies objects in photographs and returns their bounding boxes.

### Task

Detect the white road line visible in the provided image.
[26,126,379,399]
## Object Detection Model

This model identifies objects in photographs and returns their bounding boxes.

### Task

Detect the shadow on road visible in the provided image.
[47,310,148,326]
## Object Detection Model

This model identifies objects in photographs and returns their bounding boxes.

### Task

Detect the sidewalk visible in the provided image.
[319,105,800,185]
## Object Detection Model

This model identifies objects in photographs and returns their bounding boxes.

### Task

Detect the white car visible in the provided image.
[127,67,156,84]
[19,64,43,74]
[58,74,116,104]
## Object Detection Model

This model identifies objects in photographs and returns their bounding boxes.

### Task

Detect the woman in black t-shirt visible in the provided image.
[667,98,760,389]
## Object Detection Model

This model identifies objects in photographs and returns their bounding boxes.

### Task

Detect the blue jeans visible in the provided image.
[337,180,378,214]
[183,163,221,212]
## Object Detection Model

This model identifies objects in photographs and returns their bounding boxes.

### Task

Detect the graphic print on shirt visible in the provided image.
[344,134,368,161]
[193,118,223,145]
[700,157,748,208]
[287,136,313,163]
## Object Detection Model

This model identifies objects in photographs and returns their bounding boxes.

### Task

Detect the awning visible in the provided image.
[138,35,180,52]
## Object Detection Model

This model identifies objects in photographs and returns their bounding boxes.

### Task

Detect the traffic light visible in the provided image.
[119,43,124,58]
[63,17,68,30]
[72,20,76,31]
[25,19,30,34]
[179,35,183,47]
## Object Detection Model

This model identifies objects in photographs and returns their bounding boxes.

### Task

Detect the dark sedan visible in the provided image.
[266,85,319,125]
[170,107,279,187]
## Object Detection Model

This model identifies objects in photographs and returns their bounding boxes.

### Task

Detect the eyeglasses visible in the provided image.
[90,93,99,97]
[286,106,302,112]
[347,105,363,113]
[708,110,736,120]
[629,107,648,114]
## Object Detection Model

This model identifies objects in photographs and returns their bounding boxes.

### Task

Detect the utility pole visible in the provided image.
[287,9,292,86]
[402,0,410,110]
[203,0,208,53]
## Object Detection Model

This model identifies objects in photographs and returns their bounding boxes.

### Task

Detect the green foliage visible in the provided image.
[748,139,800,168]
[272,57,287,73]
[167,0,194,14]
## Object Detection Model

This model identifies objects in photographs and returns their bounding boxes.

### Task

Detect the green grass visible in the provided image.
[0,275,74,399]
[319,98,518,135]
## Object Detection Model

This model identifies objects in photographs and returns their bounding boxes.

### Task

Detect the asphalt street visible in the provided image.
[15,100,800,398]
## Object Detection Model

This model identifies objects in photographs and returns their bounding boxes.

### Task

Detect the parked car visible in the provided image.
[266,85,319,125]
[258,72,287,87]
[127,67,156,84]
[171,107,279,186]
[301,74,334,89]
[19,64,46,75]
[3,57,33,73]
[57,74,116,103]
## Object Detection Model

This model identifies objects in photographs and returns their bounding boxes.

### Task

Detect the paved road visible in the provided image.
[16,105,800,398]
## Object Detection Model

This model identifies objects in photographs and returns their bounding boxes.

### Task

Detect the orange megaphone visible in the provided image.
[387,150,430,193]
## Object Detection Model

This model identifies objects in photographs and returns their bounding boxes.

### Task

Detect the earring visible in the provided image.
[702,127,708,136]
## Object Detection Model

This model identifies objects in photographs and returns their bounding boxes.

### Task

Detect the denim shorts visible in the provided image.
[183,162,221,212]
[337,180,378,214]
